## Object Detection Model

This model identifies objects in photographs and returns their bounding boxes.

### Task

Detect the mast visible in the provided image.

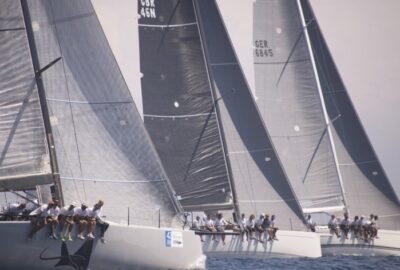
[296,0,349,215]
[193,0,239,216]
[20,0,64,205]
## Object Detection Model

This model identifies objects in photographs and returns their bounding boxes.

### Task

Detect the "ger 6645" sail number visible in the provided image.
[254,40,273,57]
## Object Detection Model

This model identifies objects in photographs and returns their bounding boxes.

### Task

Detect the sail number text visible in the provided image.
[140,0,156,19]
[254,40,273,57]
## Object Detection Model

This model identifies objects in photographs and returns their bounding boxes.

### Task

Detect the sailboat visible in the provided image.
[0,0,204,269]
[139,0,321,258]
[300,0,400,255]
[220,0,400,255]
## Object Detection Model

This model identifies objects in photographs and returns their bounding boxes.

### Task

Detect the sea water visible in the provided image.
[206,256,400,270]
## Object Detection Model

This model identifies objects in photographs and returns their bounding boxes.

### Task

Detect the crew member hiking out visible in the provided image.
[87,200,109,244]
[27,200,54,240]
[75,202,89,240]
[59,202,76,241]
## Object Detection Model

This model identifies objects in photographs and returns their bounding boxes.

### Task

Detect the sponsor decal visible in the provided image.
[165,230,183,248]
[40,240,94,270]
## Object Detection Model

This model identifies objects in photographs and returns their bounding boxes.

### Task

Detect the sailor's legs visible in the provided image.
[97,220,109,237]
[216,227,225,245]
[46,217,59,239]
[28,217,45,238]
[78,219,88,234]
[240,228,249,241]
[88,218,96,234]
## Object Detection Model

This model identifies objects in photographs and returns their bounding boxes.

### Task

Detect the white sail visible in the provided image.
[25,0,182,227]
[0,0,52,191]
[251,0,344,211]
[92,0,144,119]
[196,0,305,230]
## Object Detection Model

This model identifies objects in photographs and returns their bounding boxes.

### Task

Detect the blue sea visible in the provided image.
[206,256,400,270]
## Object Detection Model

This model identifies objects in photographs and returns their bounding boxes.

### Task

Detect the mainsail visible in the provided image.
[23,0,181,227]
[195,0,305,230]
[0,0,52,191]
[301,0,400,229]
[253,0,344,212]
[138,0,233,211]
[252,0,345,212]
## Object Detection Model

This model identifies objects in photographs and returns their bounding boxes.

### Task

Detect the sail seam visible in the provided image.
[338,160,377,166]
[61,176,166,183]
[239,199,297,203]
[144,112,215,118]
[323,90,346,94]
[229,148,272,154]
[270,130,328,138]
[138,22,197,28]
[0,27,25,32]
[210,62,238,66]
[254,58,309,65]
[46,98,132,105]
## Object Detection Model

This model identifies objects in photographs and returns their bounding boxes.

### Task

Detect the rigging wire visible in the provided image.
[275,18,315,87]
[156,0,182,53]
[302,114,341,183]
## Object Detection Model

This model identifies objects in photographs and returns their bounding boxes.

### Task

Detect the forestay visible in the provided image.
[195,0,305,230]
[138,0,233,211]
[0,0,52,191]
[25,0,181,227]
[301,0,400,229]
[252,0,345,211]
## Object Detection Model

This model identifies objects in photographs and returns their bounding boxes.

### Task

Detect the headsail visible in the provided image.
[0,0,52,191]
[24,0,181,227]
[138,0,233,211]
[251,0,345,212]
[195,0,305,230]
[301,0,400,229]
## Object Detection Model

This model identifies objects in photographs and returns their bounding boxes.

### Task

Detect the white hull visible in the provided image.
[199,230,321,258]
[320,229,400,256]
[0,222,205,270]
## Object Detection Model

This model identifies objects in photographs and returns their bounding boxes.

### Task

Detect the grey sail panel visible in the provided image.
[25,0,181,227]
[139,0,232,211]
[252,0,344,211]
[301,0,400,229]
[195,0,305,230]
[0,0,52,191]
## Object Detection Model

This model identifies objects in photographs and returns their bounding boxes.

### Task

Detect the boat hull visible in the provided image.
[0,221,205,270]
[199,230,321,258]
[320,229,400,256]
